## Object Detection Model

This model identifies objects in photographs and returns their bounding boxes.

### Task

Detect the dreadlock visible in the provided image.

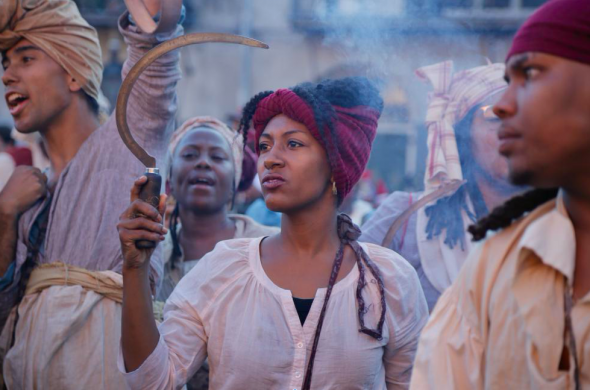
[237,90,274,148]
[468,188,559,241]
[168,202,182,270]
[238,77,385,390]
[236,91,274,194]
[237,145,257,192]
[423,104,489,250]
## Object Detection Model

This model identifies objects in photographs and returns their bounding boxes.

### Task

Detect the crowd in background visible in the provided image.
[0,0,588,389]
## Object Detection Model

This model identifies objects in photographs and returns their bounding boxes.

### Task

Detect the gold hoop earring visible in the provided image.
[332,181,338,196]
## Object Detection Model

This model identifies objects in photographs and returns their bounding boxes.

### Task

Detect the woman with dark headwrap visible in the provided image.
[117,77,428,389]
[159,116,278,302]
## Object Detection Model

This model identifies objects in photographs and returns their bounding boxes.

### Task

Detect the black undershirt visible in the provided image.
[292,297,314,325]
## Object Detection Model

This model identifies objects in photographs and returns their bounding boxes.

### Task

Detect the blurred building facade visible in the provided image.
[0,0,546,191]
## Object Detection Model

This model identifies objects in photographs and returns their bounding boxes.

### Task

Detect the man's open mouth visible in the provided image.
[6,92,30,116]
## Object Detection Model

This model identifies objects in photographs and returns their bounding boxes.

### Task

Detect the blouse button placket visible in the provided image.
[281,294,306,390]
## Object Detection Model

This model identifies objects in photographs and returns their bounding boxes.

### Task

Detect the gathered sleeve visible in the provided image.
[383,271,428,390]
[119,292,208,390]
[98,14,183,291]
[119,239,252,390]
[364,243,429,389]
[409,243,488,390]
[117,14,183,164]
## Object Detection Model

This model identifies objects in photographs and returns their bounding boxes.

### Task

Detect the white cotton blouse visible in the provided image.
[119,237,429,390]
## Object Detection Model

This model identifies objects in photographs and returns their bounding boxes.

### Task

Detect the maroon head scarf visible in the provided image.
[252,86,382,199]
[507,0,590,65]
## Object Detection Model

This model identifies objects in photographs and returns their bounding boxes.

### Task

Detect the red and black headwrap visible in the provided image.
[252,84,382,200]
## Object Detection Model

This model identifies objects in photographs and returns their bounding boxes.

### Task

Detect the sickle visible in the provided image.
[116,33,269,168]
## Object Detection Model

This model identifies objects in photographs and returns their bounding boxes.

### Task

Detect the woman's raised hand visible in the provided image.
[117,176,168,272]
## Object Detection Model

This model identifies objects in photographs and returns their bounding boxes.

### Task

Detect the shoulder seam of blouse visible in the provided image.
[170,263,252,322]
[202,257,252,319]
[168,239,253,314]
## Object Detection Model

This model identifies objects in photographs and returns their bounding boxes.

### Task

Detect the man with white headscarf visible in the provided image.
[0,0,183,387]
[361,61,525,311]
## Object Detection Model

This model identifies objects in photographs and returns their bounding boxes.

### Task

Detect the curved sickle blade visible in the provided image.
[116,33,269,168]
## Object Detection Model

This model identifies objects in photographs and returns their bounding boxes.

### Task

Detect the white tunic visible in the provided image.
[120,237,429,390]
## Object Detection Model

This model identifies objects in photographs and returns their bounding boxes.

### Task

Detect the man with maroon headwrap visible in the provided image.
[410,0,590,388]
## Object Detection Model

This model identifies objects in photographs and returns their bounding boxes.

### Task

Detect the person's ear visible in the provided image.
[67,76,83,93]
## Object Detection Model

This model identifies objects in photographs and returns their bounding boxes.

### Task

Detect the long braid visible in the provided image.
[302,239,345,390]
[468,188,559,241]
[237,90,274,147]
[169,203,181,270]
[355,245,386,339]
[303,214,386,390]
